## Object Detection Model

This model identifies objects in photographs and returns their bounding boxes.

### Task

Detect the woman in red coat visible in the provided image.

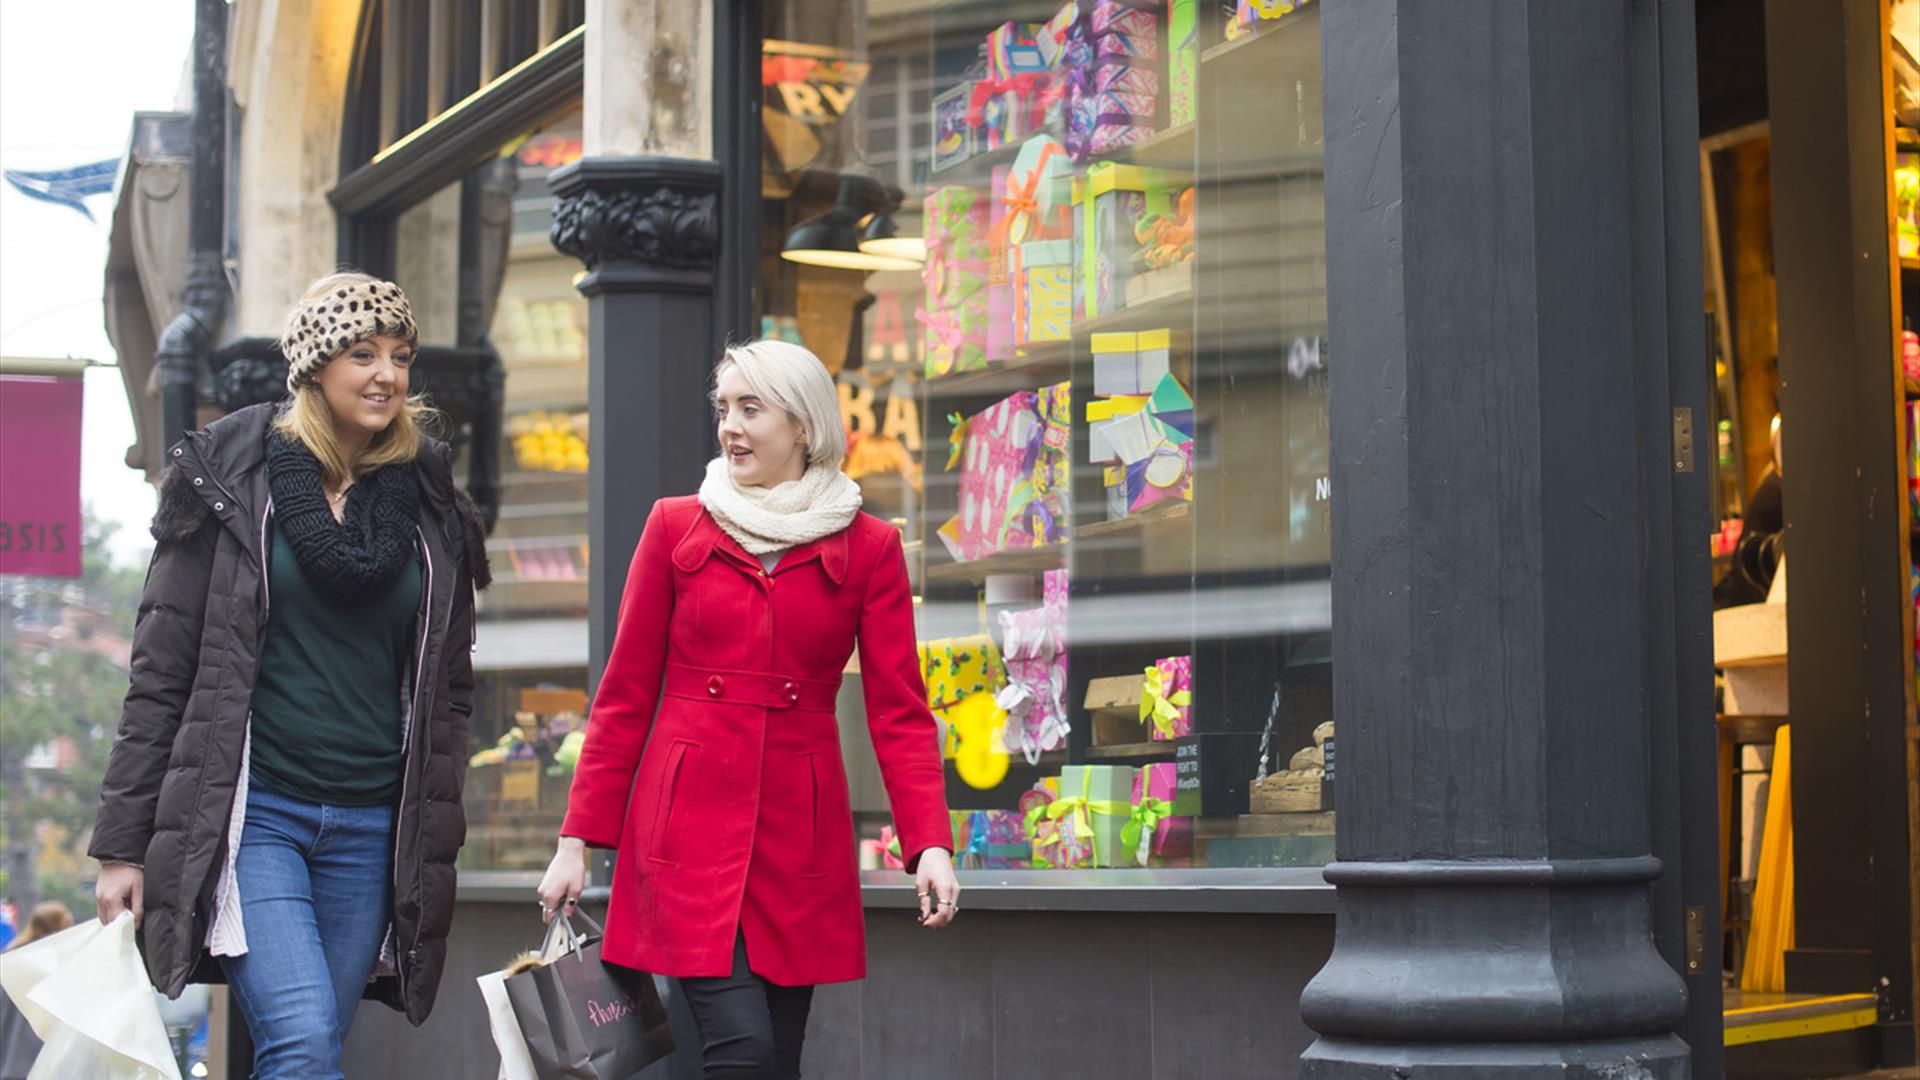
[538,339,959,1079]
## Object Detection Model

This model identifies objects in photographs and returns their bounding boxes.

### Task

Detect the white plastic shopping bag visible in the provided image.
[477,916,576,1080]
[0,912,182,1080]
[477,969,540,1080]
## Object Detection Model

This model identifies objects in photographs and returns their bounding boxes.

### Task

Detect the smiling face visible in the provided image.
[714,362,808,488]
[314,333,413,451]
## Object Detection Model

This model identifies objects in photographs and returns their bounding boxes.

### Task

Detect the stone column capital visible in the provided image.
[548,156,722,288]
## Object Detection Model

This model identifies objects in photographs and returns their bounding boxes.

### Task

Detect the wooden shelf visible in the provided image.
[922,544,1066,583]
[1072,287,1195,339]
[1114,122,1196,171]
[1193,811,1335,838]
[1075,500,1192,539]
[1716,713,1787,745]
[1902,257,1920,273]
[1085,740,1179,761]
[924,345,1072,401]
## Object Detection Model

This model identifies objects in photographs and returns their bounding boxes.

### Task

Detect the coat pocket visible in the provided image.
[645,739,697,865]
[799,752,826,878]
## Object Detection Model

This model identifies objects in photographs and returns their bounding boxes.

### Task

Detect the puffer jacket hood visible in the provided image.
[91,402,487,1025]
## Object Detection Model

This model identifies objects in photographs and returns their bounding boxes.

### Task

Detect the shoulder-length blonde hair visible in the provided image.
[271,270,438,484]
[711,339,847,469]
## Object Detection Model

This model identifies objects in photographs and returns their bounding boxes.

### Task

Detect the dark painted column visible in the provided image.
[549,158,722,686]
[1765,0,1917,1058]
[1300,4,1698,1076]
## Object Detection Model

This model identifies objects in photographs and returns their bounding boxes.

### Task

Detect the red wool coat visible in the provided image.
[560,497,952,986]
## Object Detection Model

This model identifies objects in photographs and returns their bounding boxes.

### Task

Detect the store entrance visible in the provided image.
[1700,0,1920,1075]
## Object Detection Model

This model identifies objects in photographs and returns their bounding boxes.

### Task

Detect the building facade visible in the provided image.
[99,1,1920,1077]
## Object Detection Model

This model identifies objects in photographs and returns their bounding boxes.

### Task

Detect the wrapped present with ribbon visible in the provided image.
[1169,0,1198,124]
[1093,61,1159,96]
[921,186,991,378]
[1071,89,1158,135]
[1038,1,1082,66]
[918,634,1007,721]
[1028,764,1139,868]
[966,72,1048,152]
[1095,29,1158,61]
[1014,240,1074,345]
[981,809,1033,867]
[1141,654,1193,740]
[1001,136,1074,248]
[1125,762,1194,864]
[1074,163,1173,320]
[987,21,1049,80]
[1088,0,1158,37]
[938,390,1044,561]
[996,565,1070,763]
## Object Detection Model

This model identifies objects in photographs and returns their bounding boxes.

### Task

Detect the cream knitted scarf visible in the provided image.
[697,455,864,555]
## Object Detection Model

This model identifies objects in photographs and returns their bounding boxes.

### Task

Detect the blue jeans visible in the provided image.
[217,780,394,1080]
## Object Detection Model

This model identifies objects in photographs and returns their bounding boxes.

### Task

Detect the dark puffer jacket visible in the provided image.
[89,402,490,1025]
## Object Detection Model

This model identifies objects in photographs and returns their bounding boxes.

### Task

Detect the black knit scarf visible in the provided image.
[267,433,419,601]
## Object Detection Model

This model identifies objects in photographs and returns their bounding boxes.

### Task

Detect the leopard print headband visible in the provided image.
[280,278,420,392]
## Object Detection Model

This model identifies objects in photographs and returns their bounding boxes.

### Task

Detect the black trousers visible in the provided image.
[677,933,815,1080]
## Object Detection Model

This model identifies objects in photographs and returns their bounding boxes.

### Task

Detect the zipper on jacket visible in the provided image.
[390,527,438,990]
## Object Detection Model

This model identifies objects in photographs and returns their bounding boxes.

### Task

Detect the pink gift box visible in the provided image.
[1093,62,1159,96]
[998,569,1070,762]
[940,391,1041,562]
[1146,654,1193,740]
[1096,29,1158,61]
[921,186,990,378]
[1088,0,1157,36]
[1089,123,1154,156]
[1130,762,1194,863]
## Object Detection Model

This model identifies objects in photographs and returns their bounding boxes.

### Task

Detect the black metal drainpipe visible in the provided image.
[156,0,230,450]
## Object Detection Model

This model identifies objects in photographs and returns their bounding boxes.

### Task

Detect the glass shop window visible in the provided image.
[761,0,1332,874]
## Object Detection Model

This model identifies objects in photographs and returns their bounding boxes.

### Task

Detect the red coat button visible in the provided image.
[784,680,799,704]
[708,675,725,697]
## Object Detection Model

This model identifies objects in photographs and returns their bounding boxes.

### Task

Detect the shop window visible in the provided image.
[760,0,1332,873]
[391,107,589,871]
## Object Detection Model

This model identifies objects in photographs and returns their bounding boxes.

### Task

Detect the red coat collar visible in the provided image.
[671,506,850,585]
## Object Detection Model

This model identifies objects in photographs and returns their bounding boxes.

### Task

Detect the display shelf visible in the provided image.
[1075,499,1192,539]
[1202,8,1318,67]
[1114,122,1197,171]
[1085,739,1179,761]
[923,345,1073,401]
[923,544,1066,583]
[1902,257,1920,273]
[1072,288,1195,339]
[1193,811,1335,838]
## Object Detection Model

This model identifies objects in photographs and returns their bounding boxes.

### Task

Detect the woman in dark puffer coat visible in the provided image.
[90,271,489,1079]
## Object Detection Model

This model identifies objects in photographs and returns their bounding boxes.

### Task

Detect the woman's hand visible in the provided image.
[96,862,145,928]
[536,837,586,925]
[914,847,961,929]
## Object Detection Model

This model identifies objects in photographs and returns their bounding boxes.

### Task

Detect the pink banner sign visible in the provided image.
[0,375,84,578]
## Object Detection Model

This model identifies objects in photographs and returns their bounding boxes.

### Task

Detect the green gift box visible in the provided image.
[1053,763,1138,868]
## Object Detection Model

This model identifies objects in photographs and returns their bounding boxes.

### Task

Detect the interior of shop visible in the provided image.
[753,0,1335,878]
[1701,0,1920,1073]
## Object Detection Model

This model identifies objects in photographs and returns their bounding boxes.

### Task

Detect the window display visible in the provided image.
[762,0,1332,873]
[392,108,590,871]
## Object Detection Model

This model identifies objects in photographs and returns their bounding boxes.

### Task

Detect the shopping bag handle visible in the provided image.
[536,908,608,964]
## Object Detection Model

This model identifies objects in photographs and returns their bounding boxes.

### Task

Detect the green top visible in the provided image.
[249,518,422,806]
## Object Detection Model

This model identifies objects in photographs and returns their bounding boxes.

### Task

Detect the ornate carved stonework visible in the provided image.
[547,157,721,272]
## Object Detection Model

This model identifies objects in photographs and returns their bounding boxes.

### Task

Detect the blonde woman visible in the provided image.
[91,271,490,1079]
[539,339,959,1080]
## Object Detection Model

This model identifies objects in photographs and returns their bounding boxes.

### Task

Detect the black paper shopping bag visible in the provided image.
[503,912,674,1080]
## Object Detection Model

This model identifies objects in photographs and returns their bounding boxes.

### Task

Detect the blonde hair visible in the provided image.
[8,900,71,951]
[712,340,847,469]
[272,270,436,484]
